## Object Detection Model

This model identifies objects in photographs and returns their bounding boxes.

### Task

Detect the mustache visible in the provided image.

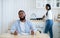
[20,16,25,21]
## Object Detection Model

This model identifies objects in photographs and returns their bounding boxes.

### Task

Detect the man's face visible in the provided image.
[18,12,26,20]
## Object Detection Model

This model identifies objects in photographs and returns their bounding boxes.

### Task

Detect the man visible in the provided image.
[10,10,37,35]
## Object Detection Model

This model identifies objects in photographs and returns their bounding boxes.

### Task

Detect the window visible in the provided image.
[56,0,60,7]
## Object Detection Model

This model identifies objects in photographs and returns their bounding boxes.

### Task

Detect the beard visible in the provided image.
[20,16,25,21]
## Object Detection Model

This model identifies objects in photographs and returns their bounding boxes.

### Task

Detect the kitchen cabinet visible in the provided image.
[31,20,45,33]
[53,22,60,38]
[36,0,47,8]
[36,0,60,8]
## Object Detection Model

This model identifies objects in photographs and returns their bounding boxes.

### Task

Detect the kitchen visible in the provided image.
[0,0,60,38]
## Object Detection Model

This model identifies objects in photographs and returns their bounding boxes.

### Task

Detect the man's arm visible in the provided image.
[10,22,18,35]
[28,21,37,35]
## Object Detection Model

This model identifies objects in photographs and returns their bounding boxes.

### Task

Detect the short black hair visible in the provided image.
[18,10,25,14]
[46,4,51,10]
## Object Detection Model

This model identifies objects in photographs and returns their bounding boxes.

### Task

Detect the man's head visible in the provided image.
[18,10,26,21]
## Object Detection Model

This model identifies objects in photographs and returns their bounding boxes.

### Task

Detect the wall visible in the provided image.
[0,0,2,34]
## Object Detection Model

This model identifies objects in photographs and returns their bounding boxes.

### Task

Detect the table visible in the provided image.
[0,32,50,38]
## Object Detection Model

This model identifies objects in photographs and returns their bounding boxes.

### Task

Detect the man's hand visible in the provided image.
[31,30,34,35]
[11,31,18,35]
[14,31,18,35]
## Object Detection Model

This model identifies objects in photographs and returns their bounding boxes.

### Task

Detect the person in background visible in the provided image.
[10,10,37,35]
[42,4,53,38]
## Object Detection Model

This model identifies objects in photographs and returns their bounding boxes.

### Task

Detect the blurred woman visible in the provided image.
[42,4,53,38]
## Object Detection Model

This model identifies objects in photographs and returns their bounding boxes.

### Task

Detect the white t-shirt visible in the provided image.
[45,10,53,20]
[20,21,25,33]
[20,21,29,35]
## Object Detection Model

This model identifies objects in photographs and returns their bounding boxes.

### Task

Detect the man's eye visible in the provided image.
[19,14,21,15]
